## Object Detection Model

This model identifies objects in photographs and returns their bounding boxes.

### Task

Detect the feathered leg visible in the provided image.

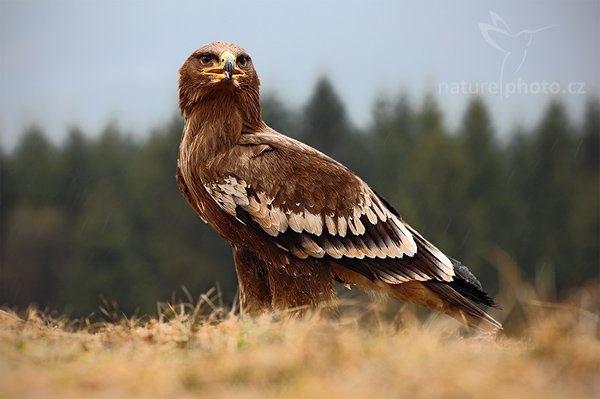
[231,245,272,316]
[232,246,335,315]
[266,256,336,313]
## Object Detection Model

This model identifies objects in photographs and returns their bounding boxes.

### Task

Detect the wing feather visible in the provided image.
[204,131,454,284]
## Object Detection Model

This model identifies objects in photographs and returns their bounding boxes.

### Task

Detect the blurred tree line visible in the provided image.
[1,77,598,316]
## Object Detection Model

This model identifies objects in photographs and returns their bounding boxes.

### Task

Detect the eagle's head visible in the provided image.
[178,42,261,119]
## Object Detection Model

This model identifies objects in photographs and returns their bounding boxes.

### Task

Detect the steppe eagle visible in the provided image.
[176,42,501,331]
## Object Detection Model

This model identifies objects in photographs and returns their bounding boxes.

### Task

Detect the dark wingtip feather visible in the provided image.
[448,258,500,308]
[447,277,500,309]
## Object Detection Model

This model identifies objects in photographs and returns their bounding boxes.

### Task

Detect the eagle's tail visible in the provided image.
[423,280,503,332]
[390,258,502,332]
[427,257,502,332]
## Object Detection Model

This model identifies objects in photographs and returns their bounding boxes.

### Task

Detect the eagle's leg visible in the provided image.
[266,257,335,313]
[231,245,273,316]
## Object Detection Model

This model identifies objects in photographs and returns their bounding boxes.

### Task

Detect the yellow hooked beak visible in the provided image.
[201,50,245,81]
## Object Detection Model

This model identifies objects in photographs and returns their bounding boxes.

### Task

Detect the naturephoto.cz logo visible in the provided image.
[438,11,586,98]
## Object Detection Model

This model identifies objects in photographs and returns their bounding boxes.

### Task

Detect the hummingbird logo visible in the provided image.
[479,11,552,93]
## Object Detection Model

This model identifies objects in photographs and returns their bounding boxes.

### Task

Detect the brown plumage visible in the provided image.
[177,42,502,331]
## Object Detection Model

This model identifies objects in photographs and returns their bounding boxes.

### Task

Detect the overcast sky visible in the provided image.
[1,0,598,149]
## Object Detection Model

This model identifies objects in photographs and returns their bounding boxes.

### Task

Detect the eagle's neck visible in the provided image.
[181,91,265,168]
[182,96,239,165]
[187,86,264,142]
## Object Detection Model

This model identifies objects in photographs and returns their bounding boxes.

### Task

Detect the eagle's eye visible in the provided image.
[237,55,250,68]
[198,54,215,66]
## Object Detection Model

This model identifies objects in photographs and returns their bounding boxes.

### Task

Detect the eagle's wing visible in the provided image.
[203,130,456,285]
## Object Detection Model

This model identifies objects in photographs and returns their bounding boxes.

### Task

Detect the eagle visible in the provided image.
[176,42,501,331]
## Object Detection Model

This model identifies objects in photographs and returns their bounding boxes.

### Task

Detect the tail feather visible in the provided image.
[424,258,502,332]
[423,280,503,332]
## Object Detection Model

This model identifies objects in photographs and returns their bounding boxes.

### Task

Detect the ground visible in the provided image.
[1,290,598,399]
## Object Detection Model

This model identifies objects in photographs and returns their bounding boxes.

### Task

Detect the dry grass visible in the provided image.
[1,282,599,399]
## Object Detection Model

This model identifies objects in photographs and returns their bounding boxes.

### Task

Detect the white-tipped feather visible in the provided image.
[258,217,279,236]
[325,214,337,235]
[368,241,387,259]
[353,237,375,259]
[391,216,417,256]
[353,206,363,220]
[272,208,288,233]
[288,212,305,233]
[365,207,378,225]
[246,196,261,213]
[337,216,348,237]
[348,217,358,235]
[353,217,366,235]
[300,236,325,258]
[372,201,387,222]
[343,243,361,259]
[290,246,309,259]
[233,194,249,207]
[304,212,323,236]
[323,241,344,259]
